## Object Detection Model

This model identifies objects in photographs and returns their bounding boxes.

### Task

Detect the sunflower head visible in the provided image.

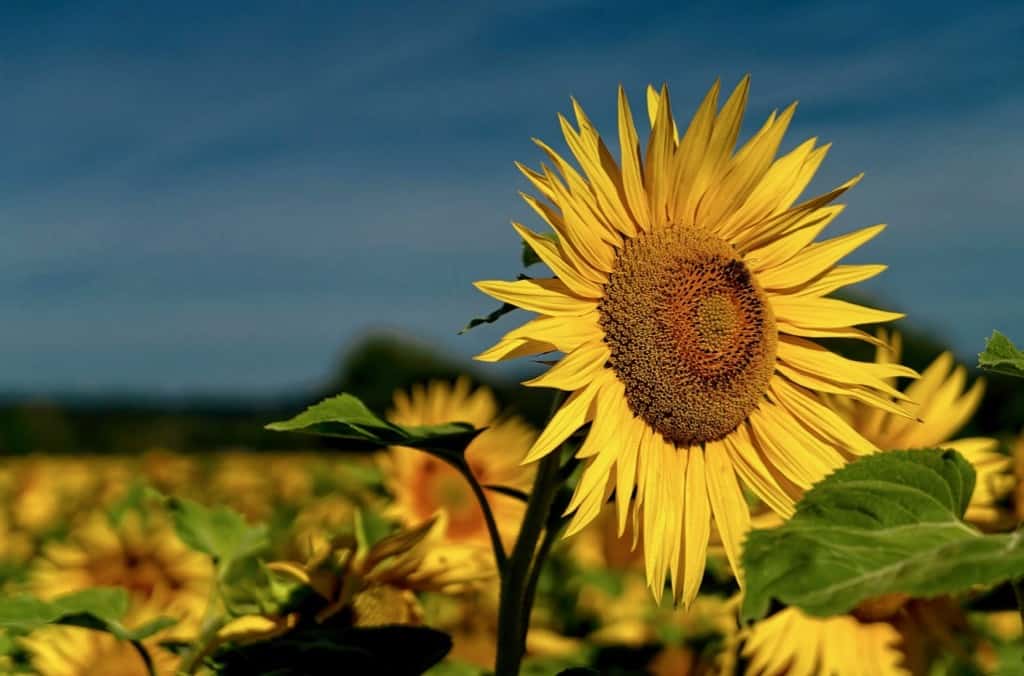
[30,510,214,641]
[475,78,911,606]
[743,607,907,676]
[268,513,493,626]
[22,624,181,676]
[600,224,777,445]
[385,378,536,548]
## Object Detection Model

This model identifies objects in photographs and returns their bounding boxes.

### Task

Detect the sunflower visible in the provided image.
[385,378,536,549]
[743,594,972,676]
[474,77,909,605]
[30,510,214,641]
[830,330,1012,525]
[220,513,493,646]
[743,606,906,676]
[22,621,180,676]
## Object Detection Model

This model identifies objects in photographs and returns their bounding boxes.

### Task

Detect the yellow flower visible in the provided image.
[30,511,214,641]
[744,595,969,676]
[832,330,1012,525]
[385,379,536,549]
[743,606,906,676]
[474,78,907,605]
[22,625,180,676]
[268,514,492,626]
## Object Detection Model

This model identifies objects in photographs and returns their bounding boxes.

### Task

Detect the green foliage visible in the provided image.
[458,302,519,335]
[742,449,1024,621]
[979,330,1024,379]
[266,393,480,459]
[212,620,452,675]
[521,233,559,268]
[0,588,176,641]
[166,497,269,578]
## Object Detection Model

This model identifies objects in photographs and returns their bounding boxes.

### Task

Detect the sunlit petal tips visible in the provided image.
[474,78,908,607]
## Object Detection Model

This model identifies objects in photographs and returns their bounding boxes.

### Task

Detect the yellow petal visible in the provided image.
[777,335,916,396]
[768,378,877,456]
[704,439,751,584]
[794,264,887,297]
[535,135,621,247]
[644,84,678,228]
[670,80,721,223]
[776,362,914,419]
[536,162,619,269]
[474,278,595,316]
[523,340,609,391]
[722,423,794,518]
[698,103,796,231]
[771,295,904,329]
[521,371,606,463]
[677,446,710,607]
[757,224,886,290]
[615,412,644,536]
[744,205,843,274]
[519,189,610,283]
[777,322,888,346]
[747,404,828,488]
[513,223,604,297]
[476,313,603,363]
[566,100,639,237]
[733,174,863,252]
[617,86,651,229]
[474,337,554,363]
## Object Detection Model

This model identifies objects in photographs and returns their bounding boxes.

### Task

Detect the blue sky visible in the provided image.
[2,1,1022,395]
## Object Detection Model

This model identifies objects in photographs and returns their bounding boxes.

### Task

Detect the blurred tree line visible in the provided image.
[1,320,1021,455]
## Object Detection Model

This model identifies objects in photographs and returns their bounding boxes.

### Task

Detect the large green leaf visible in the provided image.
[979,330,1024,378]
[266,393,479,455]
[166,497,268,578]
[741,449,1024,621]
[0,588,176,641]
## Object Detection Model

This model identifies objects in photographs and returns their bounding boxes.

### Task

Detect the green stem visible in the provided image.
[455,460,508,572]
[495,450,562,675]
[1013,577,1024,629]
[519,512,566,646]
[179,575,229,674]
[178,611,225,675]
[129,640,157,676]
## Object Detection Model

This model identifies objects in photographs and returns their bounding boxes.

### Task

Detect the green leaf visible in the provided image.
[0,588,176,641]
[740,449,1024,621]
[521,232,559,268]
[166,497,268,577]
[266,393,479,455]
[457,302,518,334]
[979,330,1024,378]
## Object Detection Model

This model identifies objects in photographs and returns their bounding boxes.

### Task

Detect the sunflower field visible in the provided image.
[4,78,1024,676]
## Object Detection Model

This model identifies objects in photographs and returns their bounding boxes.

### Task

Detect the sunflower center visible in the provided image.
[598,225,777,446]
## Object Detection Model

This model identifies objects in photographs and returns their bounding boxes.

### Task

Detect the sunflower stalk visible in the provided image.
[495,449,562,676]
[178,577,229,674]
[453,458,508,571]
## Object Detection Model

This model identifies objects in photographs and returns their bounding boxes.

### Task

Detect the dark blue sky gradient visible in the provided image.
[2,1,1022,395]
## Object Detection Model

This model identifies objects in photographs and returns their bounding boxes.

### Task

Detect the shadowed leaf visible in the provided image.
[740,449,1024,621]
